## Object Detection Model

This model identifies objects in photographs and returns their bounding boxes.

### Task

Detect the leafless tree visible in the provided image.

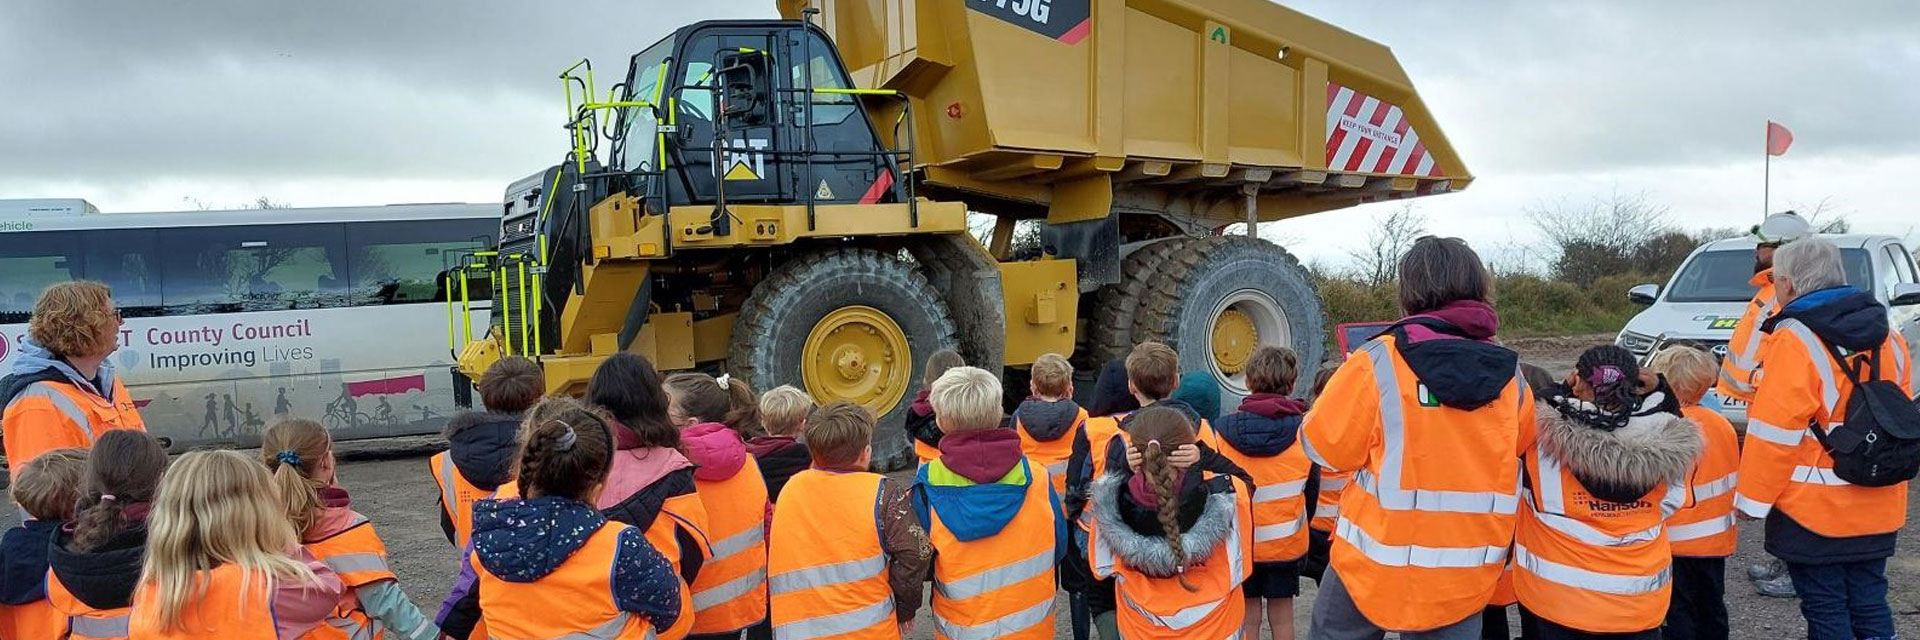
[1347,204,1427,286]
[1528,189,1672,285]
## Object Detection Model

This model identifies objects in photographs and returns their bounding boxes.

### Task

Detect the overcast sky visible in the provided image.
[5,1,1916,268]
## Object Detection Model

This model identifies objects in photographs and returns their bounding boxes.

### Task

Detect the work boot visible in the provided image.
[1747,557,1785,581]
[1753,572,1798,598]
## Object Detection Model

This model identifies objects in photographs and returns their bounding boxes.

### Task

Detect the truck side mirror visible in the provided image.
[1628,283,1659,305]
[718,51,771,127]
[1892,283,1920,307]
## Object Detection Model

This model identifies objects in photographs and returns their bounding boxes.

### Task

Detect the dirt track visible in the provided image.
[5,333,1915,638]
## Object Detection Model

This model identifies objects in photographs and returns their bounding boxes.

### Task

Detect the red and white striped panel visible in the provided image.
[1324,83,1440,177]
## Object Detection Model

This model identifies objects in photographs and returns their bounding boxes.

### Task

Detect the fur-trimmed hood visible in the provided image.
[1535,396,1701,504]
[1090,472,1236,578]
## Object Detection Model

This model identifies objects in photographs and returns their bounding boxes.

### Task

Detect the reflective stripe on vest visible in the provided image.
[933,550,1052,601]
[772,599,894,640]
[932,599,1052,640]
[769,470,896,640]
[70,612,130,640]
[1334,518,1508,568]
[1745,419,1804,447]
[770,554,886,595]
[1327,343,1521,516]
[436,453,459,522]
[1526,450,1677,547]
[1779,321,1843,413]
[1045,461,1067,477]
[1513,545,1669,596]
[1721,289,1778,396]
[1667,514,1735,542]
[324,552,391,575]
[1693,472,1737,501]
[691,524,767,614]
[9,383,94,439]
[490,612,654,640]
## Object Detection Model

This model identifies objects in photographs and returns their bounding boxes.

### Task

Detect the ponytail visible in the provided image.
[1127,405,1200,592]
[68,430,168,552]
[518,397,616,501]
[664,372,764,438]
[259,418,332,536]
[1556,344,1643,431]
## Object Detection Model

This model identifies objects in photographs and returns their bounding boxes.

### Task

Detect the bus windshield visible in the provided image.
[1666,249,1874,303]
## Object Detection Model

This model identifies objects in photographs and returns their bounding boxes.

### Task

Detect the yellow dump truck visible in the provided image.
[450,0,1468,467]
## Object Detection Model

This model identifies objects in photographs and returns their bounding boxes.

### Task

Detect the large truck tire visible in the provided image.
[729,248,957,471]
[1139,236,1326,406]
[1079,237,1197,371]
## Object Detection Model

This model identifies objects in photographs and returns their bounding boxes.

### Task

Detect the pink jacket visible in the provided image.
[273,548,347,639]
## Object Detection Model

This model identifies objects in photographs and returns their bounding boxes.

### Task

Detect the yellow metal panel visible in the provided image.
[1227,45,1298,167]
[692,313,737,364]
[1045,175,1114,225]
[998,259,1078,366]
[558,261,650,355]
[1122,9,1201,160]
[539,354,604,398]
[1201,19,1230,166]
[666,200,968,249]
[649,312,696,371]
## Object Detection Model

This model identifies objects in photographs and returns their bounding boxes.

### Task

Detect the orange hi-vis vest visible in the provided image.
[3,376,145,482]
[475,521,658,640]
[1515,443,1687,633]
[689,462,770,635]
[1090,472,1254,640]
[1735,319,1912,536]
[647,493,708,640]
[128,564,277,640]
[429,451,513,549]
[1716,270,1778,403]
[1015,408,1085,497]
[1310,468,1351,533]
[916,440,941,467]
[926,459,1058,640]
[768,470,899,640]
[50,570,130,640]
[0,596,66,640]
[1300,336,1535,632]
[1670,406,1741,557]
[1216,439,1313,562]
[306,513,419,640]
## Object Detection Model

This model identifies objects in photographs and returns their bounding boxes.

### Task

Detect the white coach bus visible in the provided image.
[0,200,495,449]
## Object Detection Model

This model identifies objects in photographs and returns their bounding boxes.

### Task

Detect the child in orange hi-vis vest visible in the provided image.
[433,356,542,548]
[263,419,439,640]
[0,449,88,640]
[49,431,169,640]
[1300,362,1343,588]
[1212,347,1314,640]
[1648,346,1741,640]
[905,349,968,466]
[664,372,773,640]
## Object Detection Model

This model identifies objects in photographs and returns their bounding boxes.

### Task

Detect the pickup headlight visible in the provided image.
[1618,331,1657,355]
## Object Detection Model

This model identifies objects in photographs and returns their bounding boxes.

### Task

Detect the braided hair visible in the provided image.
[518,396,616,501]
[1128,406,1200,592]
[1552,345,1640,431]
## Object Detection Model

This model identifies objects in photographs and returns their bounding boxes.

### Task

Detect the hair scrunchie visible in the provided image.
[275,450,302,467]
[554,422,579,452]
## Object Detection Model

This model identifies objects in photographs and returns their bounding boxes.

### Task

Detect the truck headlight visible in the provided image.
[1617,331,1657,355]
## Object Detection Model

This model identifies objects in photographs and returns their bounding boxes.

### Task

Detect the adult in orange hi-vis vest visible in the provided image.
[1734,238,1912,640]
[1301,237,1535,640]
[1516,346,1701,639]
[915,366,1064,640]
[769,402,930,640]
[1211,346,1315,640]
[1647,345,1743,640]
[1716,211,1813,405]
[470,398,683,640]
[2,282,145,483]
[1089,406,1254,640]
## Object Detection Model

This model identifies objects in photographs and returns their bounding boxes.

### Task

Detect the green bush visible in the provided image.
[1314,271,1656,339]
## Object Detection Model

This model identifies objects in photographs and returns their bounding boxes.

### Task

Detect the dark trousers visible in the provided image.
[1663,557,1728,640]
[1481,606,1513,640]
[1785,559,1895,640]
[1518,606,1660,640]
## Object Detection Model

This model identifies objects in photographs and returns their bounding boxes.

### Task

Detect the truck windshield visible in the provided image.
[1666,249,1874,302]
[618,38,674,173]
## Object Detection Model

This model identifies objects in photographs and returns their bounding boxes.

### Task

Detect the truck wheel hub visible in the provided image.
[804,306,910,414]
[1211,309,1258,375]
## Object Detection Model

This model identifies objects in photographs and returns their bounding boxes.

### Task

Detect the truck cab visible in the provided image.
[1616,234,1920,426]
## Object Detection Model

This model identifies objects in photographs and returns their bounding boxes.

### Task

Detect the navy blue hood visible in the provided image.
[1013,398,1082,441]
[1087,360,1139,418]
[1765,286,1890,352]
[444,411,523,490]
[1213,395,1304,457]
[0,520,61,605]
[473,497,608,583]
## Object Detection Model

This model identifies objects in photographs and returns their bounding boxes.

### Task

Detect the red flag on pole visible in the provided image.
[1767,121,1794,156]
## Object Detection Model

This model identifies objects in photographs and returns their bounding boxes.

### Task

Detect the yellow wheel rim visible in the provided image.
[802,306,912,417]
[1211,308,1258,376]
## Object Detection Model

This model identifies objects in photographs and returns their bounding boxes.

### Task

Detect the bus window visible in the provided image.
[348,219,493,305]
[82,229,162,317]
[160,223,349,314]
[0,230,80,322]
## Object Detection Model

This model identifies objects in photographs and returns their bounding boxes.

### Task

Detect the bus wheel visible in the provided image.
[1139,236,1326,405]
[1079,236,1196,371]
[729,248,956,470]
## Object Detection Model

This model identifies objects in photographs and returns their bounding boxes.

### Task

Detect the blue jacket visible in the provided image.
[913,459,1067,561]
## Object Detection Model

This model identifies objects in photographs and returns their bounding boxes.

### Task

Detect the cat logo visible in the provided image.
[1417,383,1440,407]
[722,137,770,181]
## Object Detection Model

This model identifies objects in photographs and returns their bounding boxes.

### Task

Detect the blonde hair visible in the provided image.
[15,448,88,521]
[1030,354,1073,398]
[760,386,814,437]
[806,402,875,468]
[1648,346,1718,406]
[931,366,1003,433]
[139,450,318,632]
[29,281,117,359]
[258,418,333,536]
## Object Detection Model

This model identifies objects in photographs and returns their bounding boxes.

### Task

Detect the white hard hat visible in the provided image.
[1751,211,1812,246]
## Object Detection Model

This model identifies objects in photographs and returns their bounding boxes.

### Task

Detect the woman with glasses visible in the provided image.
[2,281,146,481]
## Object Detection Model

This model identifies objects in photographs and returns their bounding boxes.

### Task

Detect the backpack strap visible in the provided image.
[1821,341,1880,388]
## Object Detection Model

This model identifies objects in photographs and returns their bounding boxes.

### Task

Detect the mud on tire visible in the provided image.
[729,248,956,470]
[1079,237,1199,370]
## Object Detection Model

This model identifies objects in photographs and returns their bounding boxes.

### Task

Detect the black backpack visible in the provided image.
[1807,343,1920,488]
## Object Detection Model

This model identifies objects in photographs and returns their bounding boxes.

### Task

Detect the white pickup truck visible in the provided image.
[1615,234,1920,426]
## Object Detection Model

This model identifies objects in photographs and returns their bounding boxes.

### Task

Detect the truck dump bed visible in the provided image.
[779,0,1469,225]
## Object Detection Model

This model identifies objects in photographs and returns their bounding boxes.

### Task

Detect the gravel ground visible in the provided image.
[4,332,1913,638]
